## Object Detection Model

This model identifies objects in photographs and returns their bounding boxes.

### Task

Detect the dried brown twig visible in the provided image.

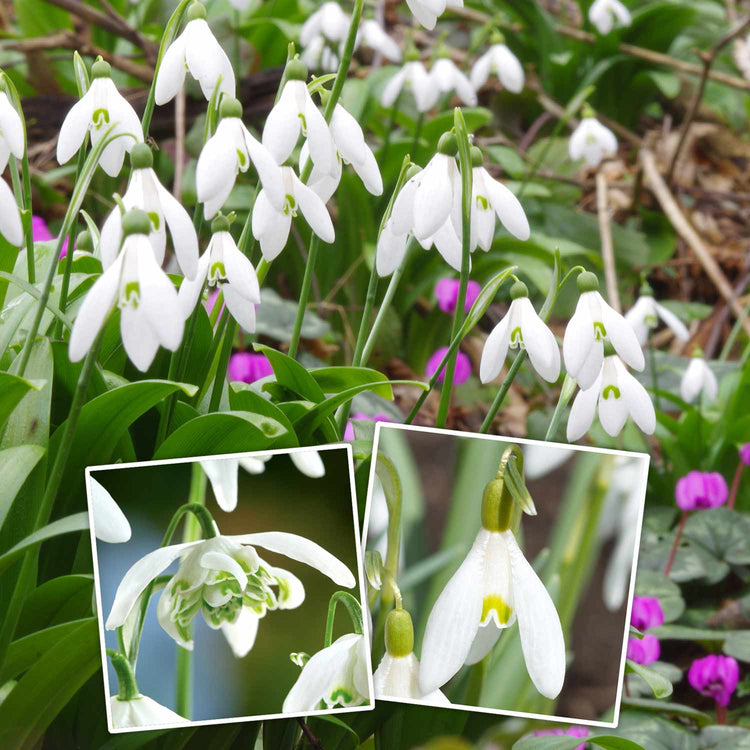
[596,171,621,312]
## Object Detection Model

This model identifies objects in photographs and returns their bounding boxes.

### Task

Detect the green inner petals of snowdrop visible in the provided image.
[482,594,512,625]
[329,687,354,705]
[92,108,110,128]
[283,194,297,217]
[120,281,140,309]
[602,384,621,400]
[298,112,307,136]
[509,326,524,349]
[147,211,160,231]
[593,321,607,340]
[236,148,247,168]
[209,261,227,284]
[476,194,489,211]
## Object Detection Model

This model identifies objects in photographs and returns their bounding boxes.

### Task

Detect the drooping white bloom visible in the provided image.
[523,444,571,481]
[569,117,618,167]
[302,103,382,202]
[291,450,326,478]
[301,35,340,73]
[0,92,24,172]
[252,165,334,261]
[567,354,655,440]
[359,20,402,62]
[480,283,560,383]
[589,0,632,35]
[110,694,186,729]
[154,1,235,106]
[381,61,439,113]
[412,151,461,241]
[69,210,183,372]
[106,526,355,658]
[283,633,370,712]
[420,525,565,699]
[100,144,198,279]
[57,59,142,177]
[563,273,644,389]
[406,0,463,30]
[625,293,689,346]
[680,355,718,404]
[178,216,260,333]
[0,178,22,246]
[89,477,131,544]
[196,97,284,220]
[430,58,477,106]
[301,2,350,46]
[470,44,524,93]
[262,63,335,175]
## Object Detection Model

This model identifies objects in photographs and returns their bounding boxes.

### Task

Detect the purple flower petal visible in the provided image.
[425,346,472,385]
[227,352,273,384]
[434,278,481,314]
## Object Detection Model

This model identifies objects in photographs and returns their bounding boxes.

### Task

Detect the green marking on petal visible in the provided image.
[209,261,227,283]
[476,194,489,211]
[329,687,353,704]
[148,211,160,231]
[92,108,110,128]
[283,195,297,217]
[602,385,621,400]
[482,594,512,625]
[593,321,607,340]
[121,281,140,308]
[510,326,523,348]
[236,148,247,168]
[298,112,307,135]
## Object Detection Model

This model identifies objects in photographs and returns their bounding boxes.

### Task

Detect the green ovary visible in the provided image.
[482,594,512,625]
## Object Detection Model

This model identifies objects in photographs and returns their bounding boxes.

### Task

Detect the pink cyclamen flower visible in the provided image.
[227,352,273,383]
[688,654,740,707]
[343,412,392,441]
[533,725,588,750]
[434,278,481,314]
[33,215,70,258]
[630,596,664,631]
[740,444,750,466]
[204,289,221,315]
[675,471,728,511]
[627,634,660,665]
[425,346,472,385]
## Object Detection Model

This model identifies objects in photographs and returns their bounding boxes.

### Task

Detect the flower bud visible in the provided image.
[211,213,231,234]
[481,478,513,532]
[470,146,483,167]
[76,230,94,252]
[384,608,414,658]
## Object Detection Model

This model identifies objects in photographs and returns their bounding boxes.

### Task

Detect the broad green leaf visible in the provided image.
[310,366,392,397]
[620,697,711,725]
[698,726,750,749]
[650,624,727,642]
[0,372,42,431]
[255,288,330,341]
[513,737,645,750]
[633,570,685,623]
[254,344,325,402]
[0,445,45,529]
[16,574,94,636]
[228,383,298,442]
[626,658,673,699]
[0,512,89,576]
[683,507,750,567]
[154,410,293,459]
[723,630,750,662]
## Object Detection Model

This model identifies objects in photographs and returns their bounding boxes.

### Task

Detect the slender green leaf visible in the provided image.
[0,445,45,529]
[254,343,326,402]
[0,373,43,431]
[311,366,392,397]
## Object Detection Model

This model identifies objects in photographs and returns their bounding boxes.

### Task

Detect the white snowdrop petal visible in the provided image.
[290,450,325,477]
[110,694,187,729]
[262,81,302,165]
[470,51,492,90]
[563,297,594,377]
[567,377,600,441]
[196,123,238,205]
[223,233,260,303]
[482,170,530,241]
[243,128,286,210]
[0,177,22,246]
[89,477,131,543]
[223,284,257,333]
[156,182,199,280]
[295,178,335,243]
[201,459,239,512]
[680,358,703,403]
[601,300,644,371]
[494,45,525,93]
[121,304,160,371]
[464,619,504,666]
[56,96,92,165]
[381,68,407,108]
[136,242,183,352]
[576,339,604,391]
[519,298,560,382]
[413,156,454,240]
[619,367,656,435]
[653,302,689,342]
[221,607,259,658]
[480,314,511,383]
[154,34,187,105]
[376,223,408,277]
[598,383,628,437]
[201,550,248,592]
[0,94,25,159]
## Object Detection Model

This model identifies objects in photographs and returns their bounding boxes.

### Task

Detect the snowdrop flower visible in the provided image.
[201,458,240,512]
[301,35,340,73]
[178,214,260,333]
[57,59,142,177]
[110,694,186,729]
[470,42,524,93]
[100,144,198,279]
[625,288,689,346]
[196,97,284,220]
[300,2,350,47]
[406,0,462,30]
[69,209,183,372]
[0,91,24,172]
[302,103,382,202]
[291,450,326,478]
[374,608,450,704]
[252,165,334,261]
[567,350,655,441]
[381,60,439,113]
[430,57,477,106]
[563,272,644,389]
[359,20,401,62]
[589,0,632,35]
[0,178,22,246]
[89,477,131,544]
[106,522,355,658]
[154,1,235,106]
[420,478,565,699]
[470,148,530,249]
[262,59,335,175]
[283,633,370,711]
[680,351,718,403]
[569,116,618,167]
[480,281,560,384]
[412,138,461,241]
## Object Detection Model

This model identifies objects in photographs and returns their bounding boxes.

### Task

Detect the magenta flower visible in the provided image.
[688,654,740,707]
[630,596,664,631]
[227,352,273,383]
[343,412,392,441]
[740,443,750,466]
[675,471,728,511]
[435,278,481,314]
[627,634,660,665]
[425,346,472,385]
[204,289,222,315]
[32,216,53,241]
[533,725,588,750]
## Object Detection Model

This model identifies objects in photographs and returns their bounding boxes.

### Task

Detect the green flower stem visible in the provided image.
[543,373,576,441]
[192,307,229,407]
[649,344,661,412]
[8,156,34,286]
[435,109,473,429]
[208,318,237,412]
[107,649,140,701]
[479,351,526,433]
[719,311,746,360]
[324,591,364,647]
[287,0,364,360]
[379,97,400,168]
[409,112,424,161]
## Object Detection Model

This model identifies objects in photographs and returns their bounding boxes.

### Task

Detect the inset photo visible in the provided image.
[365,424,649,728]
[87,445,372,733]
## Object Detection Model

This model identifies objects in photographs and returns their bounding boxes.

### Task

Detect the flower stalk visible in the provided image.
[324,591,364,647]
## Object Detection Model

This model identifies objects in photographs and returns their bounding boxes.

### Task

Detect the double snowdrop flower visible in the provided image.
[567,348,655,440]
[625,287,689,346]
[100,143,198,279]
[154,1,235,106]
[381,60,439,113]
[69,209,183,372]
[480,281,560,384]
[563,272,644,389]
[420,471,565,699]
[57,59,142,177]
[470,42,525,93]
[179,214,260,333]
[0,91,24,246]
[283,633,370,712]
[196,97,284,220]
[430,57,477,106]
[569,116,618,168]
[302,103,382,202]
[374,608,450,704]
[110,694,186,729]
[680,351,718,403]
[589,0,632,35]
[89,477,132,544]
[106,523,356,659]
